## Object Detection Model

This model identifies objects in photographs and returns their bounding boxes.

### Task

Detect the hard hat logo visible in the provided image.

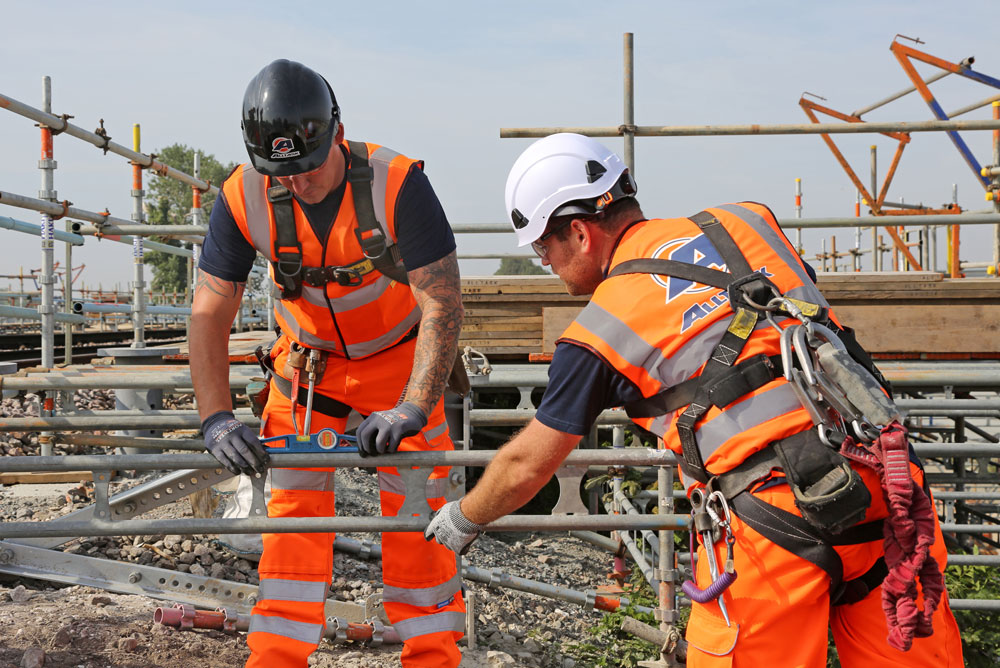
[270,137,301,160]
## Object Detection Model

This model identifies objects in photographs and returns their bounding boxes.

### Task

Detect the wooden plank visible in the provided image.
[834,304,1000,353]
[542,307,585,353]
[458,338,542,348]
[0,471,93,484]
[815,271,942,283]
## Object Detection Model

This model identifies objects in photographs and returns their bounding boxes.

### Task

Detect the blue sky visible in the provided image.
[2,1,999,290]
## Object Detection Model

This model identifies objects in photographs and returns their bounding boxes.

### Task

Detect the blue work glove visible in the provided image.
[424,499,484,555]
[202,410,270,476]
[356,402,427,457]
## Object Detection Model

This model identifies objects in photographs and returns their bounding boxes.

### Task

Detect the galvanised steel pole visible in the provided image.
[870,145,879,271]
[623,32,635,175]
[794,178,802,253]
[993,101,999,274]
[131,124,145,349]
[38,77,56,371]
[0,91,217,195]
[188,151,202,332]
[500,118,1000,138]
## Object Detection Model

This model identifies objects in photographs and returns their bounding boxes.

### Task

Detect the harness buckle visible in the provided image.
[333,267,363,287]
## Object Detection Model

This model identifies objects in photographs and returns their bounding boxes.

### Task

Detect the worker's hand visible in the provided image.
[424,500,484,555]
[356,402,427,457]
[202,410,270,476]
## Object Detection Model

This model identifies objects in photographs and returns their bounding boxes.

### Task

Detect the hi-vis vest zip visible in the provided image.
[560,202,832,488]
[225,141,421,359]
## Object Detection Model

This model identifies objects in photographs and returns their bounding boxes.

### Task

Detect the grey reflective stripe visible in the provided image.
[241,166,272,254]
[328,274,393,312]
[273,301,343,353]
[694,383,803,461]
[715,204,828,306]
[369,145,401,243]
[270,468,334,492]
[382,573,461,607]
[300,284,330,309]
[248,614,324,645]
[378,471,452,499]
[258,578,328,603]
[424,421,448,443]
[347,305,421,358]
[391,610,466,640]
[571,302,667,393]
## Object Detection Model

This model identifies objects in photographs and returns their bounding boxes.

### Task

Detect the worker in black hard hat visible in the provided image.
[189,59,466,668]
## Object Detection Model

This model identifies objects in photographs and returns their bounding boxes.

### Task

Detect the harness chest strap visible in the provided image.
[268,141,409,301]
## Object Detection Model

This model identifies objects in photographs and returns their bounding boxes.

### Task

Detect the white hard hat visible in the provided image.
[504,133,636,247]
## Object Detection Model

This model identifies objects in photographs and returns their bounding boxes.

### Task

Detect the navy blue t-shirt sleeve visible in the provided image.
[534,342,644,436]
[198,190,258,282]
[395,166,456,271]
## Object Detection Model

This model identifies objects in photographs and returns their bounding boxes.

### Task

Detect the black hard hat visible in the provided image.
[241,59,341,177]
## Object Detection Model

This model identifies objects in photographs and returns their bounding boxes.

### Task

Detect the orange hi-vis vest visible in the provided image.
[560,202,835,488]
[225,141,421,359]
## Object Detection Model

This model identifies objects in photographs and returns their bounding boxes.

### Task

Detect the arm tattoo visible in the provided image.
[195,273,245,299]
[405,251,464,414]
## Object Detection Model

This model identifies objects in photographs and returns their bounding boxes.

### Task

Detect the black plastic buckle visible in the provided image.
[728,272,780,313]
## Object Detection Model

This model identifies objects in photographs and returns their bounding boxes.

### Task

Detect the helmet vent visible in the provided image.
[585,160,606,183]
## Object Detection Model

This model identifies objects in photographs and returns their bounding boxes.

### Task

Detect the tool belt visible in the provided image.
[712,429,886,605]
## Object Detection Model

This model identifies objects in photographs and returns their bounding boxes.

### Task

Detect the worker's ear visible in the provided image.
[569,218,595,254]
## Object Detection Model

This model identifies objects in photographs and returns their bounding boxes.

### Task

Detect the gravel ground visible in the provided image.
[0,391,647,668]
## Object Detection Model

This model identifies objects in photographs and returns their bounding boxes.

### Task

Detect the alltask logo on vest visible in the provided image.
[270,137,300,160]
[650,235,771,333]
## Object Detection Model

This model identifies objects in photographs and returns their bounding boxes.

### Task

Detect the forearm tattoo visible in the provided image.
[406,252,463,413]
[195,273,245,299]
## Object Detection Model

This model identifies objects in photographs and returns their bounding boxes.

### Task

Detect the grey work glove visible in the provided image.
[424,499,484,555]
[356,401,427,457]
[202,410,270,476]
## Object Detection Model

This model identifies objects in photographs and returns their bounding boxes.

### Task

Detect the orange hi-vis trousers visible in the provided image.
[246,336,465,668]
[684,462,964,667]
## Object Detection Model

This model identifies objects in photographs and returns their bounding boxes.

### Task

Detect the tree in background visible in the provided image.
[144,144,236,292]
[494,257,548,275]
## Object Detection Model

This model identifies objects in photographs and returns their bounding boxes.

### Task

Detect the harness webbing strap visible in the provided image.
[690,210,753,277]
[268,185,303,300]
[607,258,731,289]
[346,141,409,285]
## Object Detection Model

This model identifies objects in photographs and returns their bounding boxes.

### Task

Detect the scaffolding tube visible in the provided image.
[74,302,192,316]
[0,91,217,195]
[0,304,85,325]
[500,118,1000,139]
[0,214,82,245]
[851,68,954,117]
[74,223,208,238]
[57,434,203,451]
[0,371,257,391]
[0,512,687,540]
[333,536,655,615]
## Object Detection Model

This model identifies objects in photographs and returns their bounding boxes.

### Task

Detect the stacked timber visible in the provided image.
[457,273,1000,358]
[459,277,586,358]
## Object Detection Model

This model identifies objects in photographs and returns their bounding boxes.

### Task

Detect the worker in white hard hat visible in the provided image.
[426,133,964,666]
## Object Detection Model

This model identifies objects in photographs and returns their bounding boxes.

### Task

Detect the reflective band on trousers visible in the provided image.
[270,468,335,492]
[258,578,329,603]
[249,614,324,645]
[273,298,422,357]
[391,610,467,640]
[382,573,462,607]
[377,471,452,499]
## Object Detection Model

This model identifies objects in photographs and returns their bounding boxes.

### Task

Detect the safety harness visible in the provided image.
[270,140,409,301]
[610,211,942,648]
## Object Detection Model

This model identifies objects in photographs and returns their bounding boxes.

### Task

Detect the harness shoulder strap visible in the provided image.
[607,258,731,289]
[346,140,410,285]
[268,183,302,300]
